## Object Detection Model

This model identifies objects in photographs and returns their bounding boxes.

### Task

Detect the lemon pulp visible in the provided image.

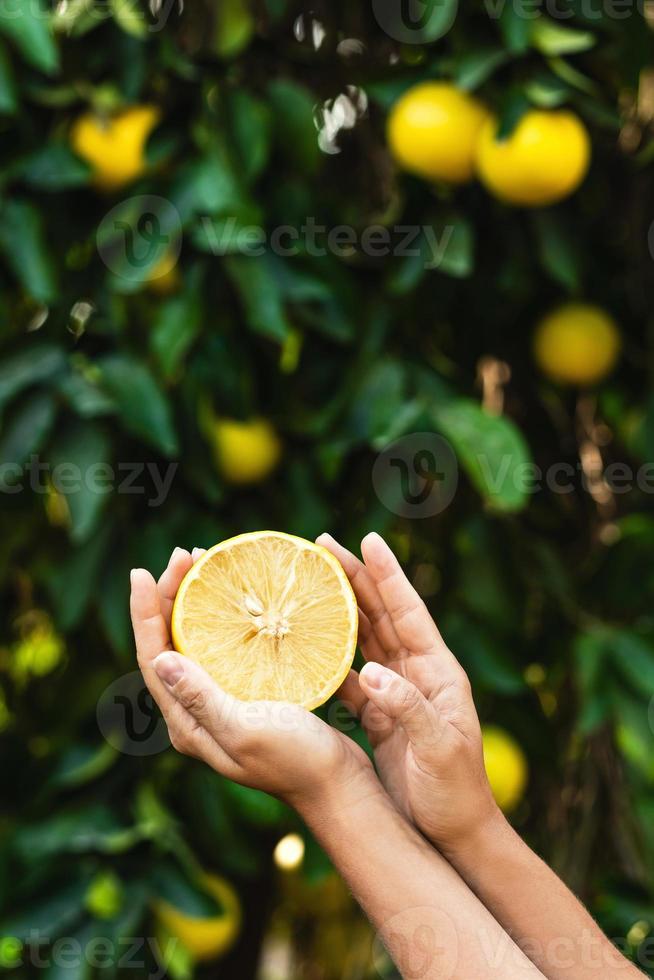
[172,531,358,710]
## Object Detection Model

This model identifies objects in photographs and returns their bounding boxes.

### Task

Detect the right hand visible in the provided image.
[318,532,502,854]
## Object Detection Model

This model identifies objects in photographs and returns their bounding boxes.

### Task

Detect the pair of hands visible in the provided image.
[129,532,499,851]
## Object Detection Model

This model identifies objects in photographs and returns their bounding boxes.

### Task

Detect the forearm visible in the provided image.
[443,809,643,980]
[300,775,546,980]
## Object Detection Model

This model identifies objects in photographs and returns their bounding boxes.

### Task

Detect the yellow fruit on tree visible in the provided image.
[153,873,241,963]
[171,531,358,710]
[387,82,490,184]
[534,303,621,386]
[208,416,282,485]
[475,109,590,206]
[146,251,182,295]
[70,105,161,191]
[482,725,528,813]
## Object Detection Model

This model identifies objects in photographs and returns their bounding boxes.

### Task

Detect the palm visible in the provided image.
[318,533,488,842]
[363,651,476,821]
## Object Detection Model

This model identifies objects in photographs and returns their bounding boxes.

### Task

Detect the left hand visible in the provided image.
[129,547,375,813]
[317,532,500,854]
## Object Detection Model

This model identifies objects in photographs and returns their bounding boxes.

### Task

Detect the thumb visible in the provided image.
[359,662,441,747]
[153,652,237,747]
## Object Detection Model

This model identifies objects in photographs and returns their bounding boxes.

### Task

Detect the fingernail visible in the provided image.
[363,662,391,690]
[154,652,184,687]
[171,547,185,560]
[192,547,204,561]
[130,569,136,584]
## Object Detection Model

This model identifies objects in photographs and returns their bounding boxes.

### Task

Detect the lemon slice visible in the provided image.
[171,531,358,710]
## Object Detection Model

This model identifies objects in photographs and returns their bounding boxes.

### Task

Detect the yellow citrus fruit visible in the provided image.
[171,531,358,710]
[482,725,528,813]
[146,251,182,295]
[534,303,620,385]
[70,105,161,191]
[208,417,282,485]
[153,872,241,962]
[387,82,490,184]
[475,109,590,207]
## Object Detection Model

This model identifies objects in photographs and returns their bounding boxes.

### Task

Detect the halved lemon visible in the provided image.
[171,531,358,710]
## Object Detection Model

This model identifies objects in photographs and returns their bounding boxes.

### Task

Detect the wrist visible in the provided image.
[439,798,509,865]
[295,765,385,832]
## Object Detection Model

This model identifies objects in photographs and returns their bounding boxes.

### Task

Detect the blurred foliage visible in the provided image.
[1,0,654,977]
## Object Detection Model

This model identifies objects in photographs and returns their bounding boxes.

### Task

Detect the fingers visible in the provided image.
[360,533,447,656]
[357,608,388,664]
[317,533,401,660]
[157,548,193,626]
[131,568,171,669]
[336,669,367,716]
[153,651,241,777]
[359,662,444,747]
[192,547,205,562]
[130,566,177,716]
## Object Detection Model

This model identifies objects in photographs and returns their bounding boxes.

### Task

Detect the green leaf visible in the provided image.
[573,628,612,699]
[227,89,272,183]
[432,399,532,512]
[0,198,57,302]
[525,73,571,108]
[0,344,65,411]
[224,253,292,341]
[17,142,91,189]
[48,421,112,543]
[432,216,474,279]
[214,0,255,58]
[0,390,56,470]
[454,48,509,91]
[97,355,178,456]
[496,88,531,139]
[532,210,582,291]
[47,524,112,629]
[58,370,116,418]
[267,79,321,175]
[531,19,596,56]
[349,360,406,443]
[443,611,525,694]
[170,148,255,224]
[49,742,118,789]
[0,40,17,113]
[1,878,91,940]
[109,0,147,36]
[498,1,533,53]
[0,0,59,74]
[151,290,202,380]
[612,631,654,698]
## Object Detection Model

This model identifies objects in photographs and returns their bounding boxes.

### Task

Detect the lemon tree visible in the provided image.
[1,2,654,977]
